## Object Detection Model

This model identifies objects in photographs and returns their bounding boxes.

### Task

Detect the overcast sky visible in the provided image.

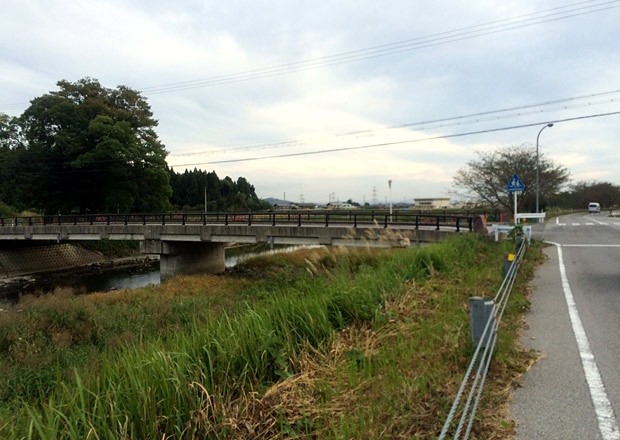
[1,0,619,204]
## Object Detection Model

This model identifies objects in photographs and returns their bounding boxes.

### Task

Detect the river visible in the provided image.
[0,244,313,304]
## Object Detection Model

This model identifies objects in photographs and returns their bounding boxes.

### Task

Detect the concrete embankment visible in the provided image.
[0,242,157,278]
[0,243,107,278]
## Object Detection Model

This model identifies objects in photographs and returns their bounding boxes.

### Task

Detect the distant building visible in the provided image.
[273,203,298,210]
[414,198,451,209]
[296,202,318,210]
[327,202,359,210]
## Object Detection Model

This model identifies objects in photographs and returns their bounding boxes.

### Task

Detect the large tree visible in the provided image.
[453,145,569,212]
[2,78,171,214]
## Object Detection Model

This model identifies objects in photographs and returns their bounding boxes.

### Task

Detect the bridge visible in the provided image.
[0,211,485,280]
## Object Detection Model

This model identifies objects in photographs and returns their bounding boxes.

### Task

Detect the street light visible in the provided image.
[536,123,554,214]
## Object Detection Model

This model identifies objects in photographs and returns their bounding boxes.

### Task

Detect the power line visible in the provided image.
[169,89,620,157]
[5,111,620,176]
[169,111,620,167]
[1,0,618,111]
[139,0,620,94]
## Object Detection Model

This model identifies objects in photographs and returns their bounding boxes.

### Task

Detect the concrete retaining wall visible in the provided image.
[0,243,105,278]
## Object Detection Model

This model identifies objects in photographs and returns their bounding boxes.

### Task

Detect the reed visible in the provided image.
[0,234,541,439]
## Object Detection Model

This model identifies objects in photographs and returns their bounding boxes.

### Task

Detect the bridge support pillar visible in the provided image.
[140,240,225,281]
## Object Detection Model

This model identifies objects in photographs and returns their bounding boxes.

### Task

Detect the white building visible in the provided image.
[414,198,451,209]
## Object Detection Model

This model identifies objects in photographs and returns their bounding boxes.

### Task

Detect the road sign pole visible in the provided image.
[514,192,518,225]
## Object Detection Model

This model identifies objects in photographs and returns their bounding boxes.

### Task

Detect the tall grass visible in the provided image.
[1,234,521,439]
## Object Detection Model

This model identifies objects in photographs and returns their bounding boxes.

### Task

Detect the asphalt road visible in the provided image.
[511,212,620,439]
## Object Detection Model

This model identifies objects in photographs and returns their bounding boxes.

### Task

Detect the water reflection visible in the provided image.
[0,244,314,302]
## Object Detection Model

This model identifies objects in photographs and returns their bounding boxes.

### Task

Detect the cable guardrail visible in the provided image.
[439,237,528,439]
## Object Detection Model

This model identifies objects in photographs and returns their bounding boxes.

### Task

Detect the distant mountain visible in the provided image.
[263,197,289,205]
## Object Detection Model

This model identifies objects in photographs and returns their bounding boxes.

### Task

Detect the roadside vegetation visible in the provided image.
[0,234,543,439]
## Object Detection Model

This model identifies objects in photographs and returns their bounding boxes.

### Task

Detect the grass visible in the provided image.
[0,234,543,439]
[73,239,140,257]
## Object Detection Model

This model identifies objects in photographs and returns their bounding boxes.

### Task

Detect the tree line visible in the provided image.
[168,168,270,212]
[0,78,269,215]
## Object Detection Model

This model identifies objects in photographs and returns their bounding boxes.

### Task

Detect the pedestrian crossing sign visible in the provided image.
[507,174,525,193]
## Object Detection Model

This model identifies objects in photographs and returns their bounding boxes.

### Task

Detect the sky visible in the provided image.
[1,0,619,204]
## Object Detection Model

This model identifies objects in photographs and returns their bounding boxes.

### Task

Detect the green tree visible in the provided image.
[5,78,171,214]
[552,181,620,209]
[453,145,569,212]
[167,168,270,211]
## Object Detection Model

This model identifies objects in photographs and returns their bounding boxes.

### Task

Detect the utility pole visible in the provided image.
[371,186,378,205]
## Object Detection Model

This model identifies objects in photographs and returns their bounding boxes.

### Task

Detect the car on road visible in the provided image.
[588,202,600,214]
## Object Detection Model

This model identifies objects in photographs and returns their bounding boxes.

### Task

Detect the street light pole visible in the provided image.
[388,179,392,222]
[536,123,554,214]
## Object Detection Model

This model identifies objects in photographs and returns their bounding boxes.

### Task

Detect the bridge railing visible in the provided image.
[0,211,478,232]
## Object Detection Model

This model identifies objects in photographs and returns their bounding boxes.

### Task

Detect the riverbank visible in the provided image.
[0,254,159,301]
[0,234,543,438]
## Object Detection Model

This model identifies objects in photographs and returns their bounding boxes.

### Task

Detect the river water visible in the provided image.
[0,244,311,304]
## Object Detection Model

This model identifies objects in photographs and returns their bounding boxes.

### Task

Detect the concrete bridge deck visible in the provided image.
[0,212,483,280]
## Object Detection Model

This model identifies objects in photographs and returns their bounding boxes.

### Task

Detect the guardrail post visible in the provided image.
[28,217,32,226]
[415,215,419,229]
[143,215,147,226]
[107,215,110,226]
[468,217,473,231]
[469,297,496,349]
[325,213,329,227]
[384,215,388,228]
[58,215,61,225]
[297,213,301,227]
[456,217,460,232]
[436,216,440,231]
[203,214,206,226]
[162,214,165,225]
[125,215,128,225]
[272,213,276,226]
[354,214,357,228]
[225,214,228,225]
[182,214,186,225]
[248,214,252,226]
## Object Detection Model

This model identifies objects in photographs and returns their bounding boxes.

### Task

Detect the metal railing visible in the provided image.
[0,210,477,232]
[439,238,527,439]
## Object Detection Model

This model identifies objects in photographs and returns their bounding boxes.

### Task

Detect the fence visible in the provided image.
[439,237,527,439]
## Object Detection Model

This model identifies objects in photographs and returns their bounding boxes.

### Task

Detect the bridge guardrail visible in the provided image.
[0,211,479,232]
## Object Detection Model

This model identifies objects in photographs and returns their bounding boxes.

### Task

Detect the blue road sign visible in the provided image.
[507,174,525,192]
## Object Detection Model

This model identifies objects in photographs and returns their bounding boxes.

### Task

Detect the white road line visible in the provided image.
[551,243,620,439]
[589,217,609,225]
[572,223,581,226]
[562,244,620,247]
[586,223,595,226]
[556,217,560,225]
[558,223,566,226]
